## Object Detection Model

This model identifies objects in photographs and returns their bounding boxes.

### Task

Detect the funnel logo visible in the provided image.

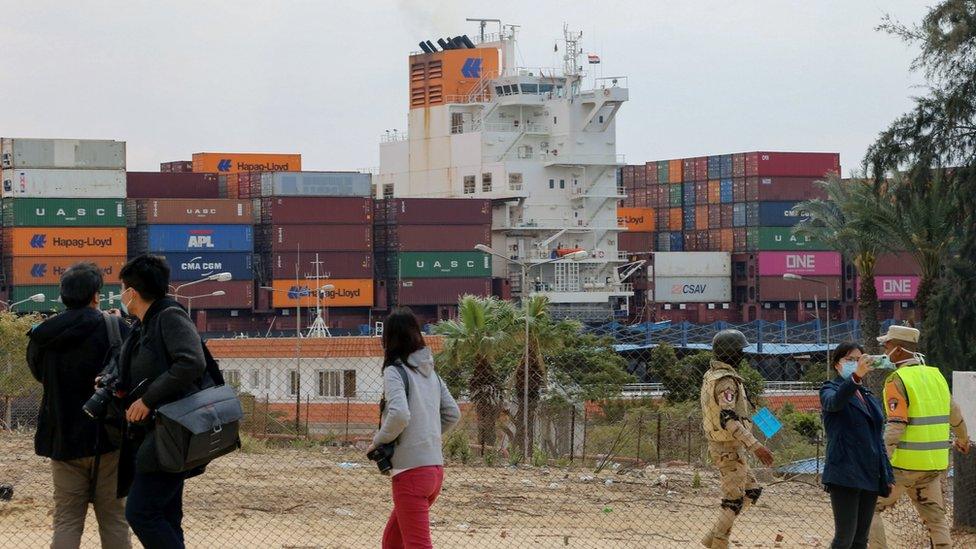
[217,159,232,172]
[30,234,47,248]
[30,264,48,278]
[287,285,311,299]
[461,58,482,78]
[187,230,215,249]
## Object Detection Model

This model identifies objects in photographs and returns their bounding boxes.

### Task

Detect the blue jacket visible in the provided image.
[820,376,894,495]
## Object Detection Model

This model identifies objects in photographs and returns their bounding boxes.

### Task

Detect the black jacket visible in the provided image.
[27,307,129,461]
[116,298,206,495]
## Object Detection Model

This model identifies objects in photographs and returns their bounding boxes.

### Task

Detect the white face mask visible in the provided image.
[119,288,133,315]
[886,345,926,365]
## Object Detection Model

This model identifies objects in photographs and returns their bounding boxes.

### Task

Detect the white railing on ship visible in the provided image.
[380,132,408,143]
[621,380,818,398]
[474,121,547,133]
[593,76,628,89]
[538,152,626,164]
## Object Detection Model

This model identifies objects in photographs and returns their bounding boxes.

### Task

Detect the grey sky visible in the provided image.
[1,1,928,174]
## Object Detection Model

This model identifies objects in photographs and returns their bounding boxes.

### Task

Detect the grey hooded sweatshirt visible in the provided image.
[372,347,461,473]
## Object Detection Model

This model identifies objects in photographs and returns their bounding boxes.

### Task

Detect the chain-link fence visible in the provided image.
[1,319,974,548]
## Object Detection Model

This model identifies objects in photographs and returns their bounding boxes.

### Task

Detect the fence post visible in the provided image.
[305,395,310,439]
[569,405,576,463]
[345,396,351,444]
[264,395,269,436]
[686,415,692,464]
[581,406,588,466]
[656,411,662,466]
[636,411,643,465]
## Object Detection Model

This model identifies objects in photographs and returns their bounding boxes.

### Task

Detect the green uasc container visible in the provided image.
[9,284,123,313]
[1,198,126,227]
[757,227,829,250]
[396,251,491,278]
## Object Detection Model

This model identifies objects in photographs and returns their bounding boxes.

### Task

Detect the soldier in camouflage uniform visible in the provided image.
[700,330,775,549]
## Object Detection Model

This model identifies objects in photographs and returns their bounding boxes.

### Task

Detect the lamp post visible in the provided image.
[474,244,588,460]
[170,272,232,317]
[0,293,46,312]
[783,273,831,366]
[180,290,226,316]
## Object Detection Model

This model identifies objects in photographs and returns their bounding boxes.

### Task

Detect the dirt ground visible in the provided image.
[2,433,973,548]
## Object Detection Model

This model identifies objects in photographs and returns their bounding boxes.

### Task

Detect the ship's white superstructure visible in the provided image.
[378,22,631,320]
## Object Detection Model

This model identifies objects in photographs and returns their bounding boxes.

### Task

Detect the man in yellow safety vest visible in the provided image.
[868,325,970,548]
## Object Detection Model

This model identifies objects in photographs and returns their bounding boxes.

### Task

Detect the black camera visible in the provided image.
[367,443,397,475]
[83,373,119,419]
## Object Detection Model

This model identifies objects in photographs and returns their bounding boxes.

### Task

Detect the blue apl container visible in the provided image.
[719,179,734,203]
[147,224,253,253]
[707,156,721,179]
[758,201,807,227]
[720,155,733,178]
[164,252,254,281]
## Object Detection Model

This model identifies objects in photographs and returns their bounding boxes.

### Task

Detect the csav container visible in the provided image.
[2,198,125,227]
[617,207,655,232]
[757,201,809,227]
[1,138,125,170]
[756,227,828,250]
[4,227,127,257]
[395,278,491,305]
[260,196,372,225]
[164,252,254,281]
[743,152,840,178]
[653,251,731,277]
[260,171,371,197]
[6,256,126,285]
[137,199,253,224]
[9,284,121,313]
[757,251,842,276]
[653,276,731,303]
[383,198,491,225]
[267,278,374,308]
[260,251,372,280]
[394,251,491,278]
[172,280,254,310]
[192,153,301,174]
[2,169,126,198]
[146,225,253,253]
[126,172,219,199]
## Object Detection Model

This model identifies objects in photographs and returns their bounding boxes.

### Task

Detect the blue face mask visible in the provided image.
[840,360,858,379]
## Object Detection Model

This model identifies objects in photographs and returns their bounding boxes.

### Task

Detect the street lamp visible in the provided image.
[0,293,46,312]
[474,243,589,460]
[171,272,232,316]
[783,273,831,364]
[182,290,226,316]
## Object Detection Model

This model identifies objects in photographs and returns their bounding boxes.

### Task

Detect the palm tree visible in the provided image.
[435,295,515,451]
[793,175,885,352]
[510,295,580,455]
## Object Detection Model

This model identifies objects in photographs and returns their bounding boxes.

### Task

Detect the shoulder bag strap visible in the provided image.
[378,361,411,429]
[102,312,122,351]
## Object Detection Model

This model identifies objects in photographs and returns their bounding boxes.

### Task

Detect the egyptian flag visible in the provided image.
[587,53,600,64]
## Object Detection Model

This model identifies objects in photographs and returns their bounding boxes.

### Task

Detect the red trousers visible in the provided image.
[382,466,444,549]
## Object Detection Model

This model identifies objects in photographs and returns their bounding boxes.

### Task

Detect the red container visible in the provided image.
[732,178,746,202]
[758,276,842,301]
[395,278,492,305]
[733,228,748,252]
[720,204,734,228]
[634,192,648,207]
[384,198,491,225]
[619,231,654,255]
[645,162,658,184]
[695,206,708,231]
[259,225,372,252]
[126,172,219,199]
[695,181,709,205]
[743,152,840,178]
[260,197,372,225]
[732,154,746,177]
[683,232,697,251]
[172,280,254,310]
[694,157,709,181]
[682,158,696,182]
[655,208,669,229]
[261,252,372,281]
[160,161,193,173]
[708,205,721,229]
[745,178,759,201]
[635,167,647,185]
[492,277,511,300]
[873,252,921,276]
[137,199,253,224]
[384,225,490,252]
[750,177,828,201]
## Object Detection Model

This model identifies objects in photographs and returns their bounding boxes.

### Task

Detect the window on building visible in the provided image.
[451,112,464,134]
[463,175,476,194]
[482,173,492,192]
[509,173,523,191]
[317,370,342,398]
[225,370,240,389]
[288,370,299,396]
[495,86,503,96]
[599,115,604,123]
[343,370,357,398]
[521,83,539,94]
[553,116,557,125]
[383,184,394,199]
[559,179,565,189]
[250,370,261,389]
[264,369,271,390]
[549,179,555,189]
[540,83,554,94]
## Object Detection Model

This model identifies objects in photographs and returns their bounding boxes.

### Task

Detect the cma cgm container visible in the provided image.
[260,197,372,225]
[165,252,253,281]
[259,225,371,252]
[259,251,372,281]
[1,138,125,170]
[395,278,492,305]
[2,198,125,227]
[395,251,491,278]
[382,198,491,225]
[10,285,122,313]
[758,276,842,301]
[757,201,809,227]
[757,251,842,276]
[653,252,731,277]
[653,276,732,303]
[744,152,840,178]
[126,172,219,199]
[137,199,252,224]
[4,227,127,256]
[192,153,301,174]
[173,280,254,310]
[267,279,374,308]
[2,169,126,198]
[756,227,828,250]
[146,225,253,253]
[5,256,125,285]
[260,172,371,197]
[384,225,489,252]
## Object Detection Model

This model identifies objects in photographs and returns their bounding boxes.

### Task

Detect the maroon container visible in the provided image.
[732,154,746,177]
[732,178,746,202]
[634,192,648,207]
[384,225,490,252]
[261,252,372,280]
[259,225,372,252]
[750,177,828,201]
[395,278,492,305]
[720,204,734,228]
[137,199,253,224]
[160,161,193,173]
[492,277,511,300]
[619,231,654,254]
[384,198,491,225]
[635,168,647,185]
[744,177,760,201]
[260,197,372,225]
[743,152,840,178]
[694,157,708,181]
[708,205,721,229]
[695,181,709,205]
[656,185,669,208]
[646,162,658,184]
[127,172,219,199]
[708,229,721,251]
[172,280,254,310]
[874,252,921,276]
[682,158,696,182]
[655,208,670,229]
[758,276,842,301]
[733,228,748,252]
[684,232,697,251]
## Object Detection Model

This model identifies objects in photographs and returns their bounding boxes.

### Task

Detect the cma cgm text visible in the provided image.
[53,237,114,248]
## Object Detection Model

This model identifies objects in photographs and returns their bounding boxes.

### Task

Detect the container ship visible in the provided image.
[377,22,632,321]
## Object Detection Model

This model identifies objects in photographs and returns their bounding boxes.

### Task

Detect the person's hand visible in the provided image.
[954,439,971,454]
[126,399,151,423]
[855,354,873,379]
[107,308,122,317]
[365,442,377,455]
[754,445,774,467]
[93,376,102,391]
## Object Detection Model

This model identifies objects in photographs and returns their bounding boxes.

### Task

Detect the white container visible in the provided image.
[260,171,371,197]
[653,276,732,303]
[1,138,125,170]
[2,169,127,198]
[652,252,731,277]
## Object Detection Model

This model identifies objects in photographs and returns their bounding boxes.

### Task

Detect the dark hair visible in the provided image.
[119,254,171,301]
[830,342,864,368]
[60,262,104,309]
[382,307,426,367]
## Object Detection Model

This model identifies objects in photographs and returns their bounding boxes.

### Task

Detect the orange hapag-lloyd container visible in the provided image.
[192,153,301,174]
[617,207,655,232]
[8,256,126,285]
[270,279,373,308]
[4,227,127,257]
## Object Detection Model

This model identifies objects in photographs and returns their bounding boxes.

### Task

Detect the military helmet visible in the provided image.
[712,329,748,356]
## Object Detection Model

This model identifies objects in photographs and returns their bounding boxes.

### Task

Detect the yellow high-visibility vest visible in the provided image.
[884,365,951,471]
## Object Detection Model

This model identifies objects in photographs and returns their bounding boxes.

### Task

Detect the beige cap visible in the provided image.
[877,325,920,344]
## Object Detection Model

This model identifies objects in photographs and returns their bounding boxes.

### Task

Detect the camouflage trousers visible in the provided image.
[868,469,950,549]
[702,442,761,549]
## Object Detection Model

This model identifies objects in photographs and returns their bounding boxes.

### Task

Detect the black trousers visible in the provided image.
[125,468,186,549]
[828,485,879,549]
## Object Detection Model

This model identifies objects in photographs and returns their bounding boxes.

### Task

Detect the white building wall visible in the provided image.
[219,356,385,403]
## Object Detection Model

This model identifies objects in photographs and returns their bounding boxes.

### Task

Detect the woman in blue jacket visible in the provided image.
[820,342,894,549]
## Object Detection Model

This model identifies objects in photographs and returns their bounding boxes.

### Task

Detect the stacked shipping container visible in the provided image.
[1,138,127,312]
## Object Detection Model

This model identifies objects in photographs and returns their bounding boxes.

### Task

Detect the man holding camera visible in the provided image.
[27,262,131,549]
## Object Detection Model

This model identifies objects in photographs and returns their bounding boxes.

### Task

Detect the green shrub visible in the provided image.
[532,446,549,467]
[482,448,498,467]
[443,429,472,464]
[240,434,269,454]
